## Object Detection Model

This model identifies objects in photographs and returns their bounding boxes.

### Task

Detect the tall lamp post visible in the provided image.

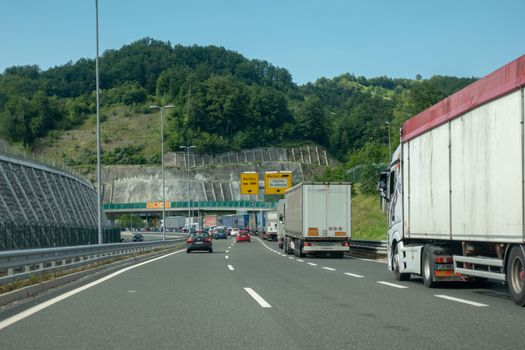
[95,0,103,244]
[385,121,392,161]
[150,105,174,240]
[180,145,196,229]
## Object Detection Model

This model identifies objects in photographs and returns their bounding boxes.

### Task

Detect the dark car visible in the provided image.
[187,232,213,253]
[213,229,227,239]
[132,233,144,242]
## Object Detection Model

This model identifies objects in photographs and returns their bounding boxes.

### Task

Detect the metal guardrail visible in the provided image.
[349,240,387,255]
[0,239,186,285]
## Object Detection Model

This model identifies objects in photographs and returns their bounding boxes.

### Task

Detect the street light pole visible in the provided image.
[180,145,196,230]
[150,105,174,240]
[386,121,392,161]
[95,0,103,244]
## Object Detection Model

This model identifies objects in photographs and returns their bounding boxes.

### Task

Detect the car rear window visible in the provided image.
[190,233,209,239]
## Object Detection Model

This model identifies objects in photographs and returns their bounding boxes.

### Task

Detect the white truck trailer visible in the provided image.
[264,211,278,241]
[380,55,525,305]
[162,216,186,231]
[281,183,351,258]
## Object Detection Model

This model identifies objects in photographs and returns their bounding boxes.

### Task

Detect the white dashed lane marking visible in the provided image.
[344,272,364,278]
[377,281,408,289]
[244,288,271,308]
[435,295,488,307]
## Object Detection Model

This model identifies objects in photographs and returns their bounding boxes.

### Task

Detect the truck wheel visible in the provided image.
[393,244,411,281]
[278,241,283,249]
[284,237,290,254]
[506,246,525,306]
[294,239,299,257]
[298,240,305,258]
[422,246,437,288]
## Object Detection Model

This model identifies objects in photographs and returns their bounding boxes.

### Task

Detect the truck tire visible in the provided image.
[393,244,411,281]
[294,239,304,257]
[298,239,305,258]
[422,246,437,288]
[506,246,525,306]
[284,237,290,254]
[278,241,283,249]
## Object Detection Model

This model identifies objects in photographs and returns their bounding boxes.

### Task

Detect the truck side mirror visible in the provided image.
[378,172,389,201]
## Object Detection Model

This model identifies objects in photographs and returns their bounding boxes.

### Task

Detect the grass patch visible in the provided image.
[351,183,387,240]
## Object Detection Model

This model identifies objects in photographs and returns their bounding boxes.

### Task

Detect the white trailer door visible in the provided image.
[326,185,351,238]
[304,184,350,238]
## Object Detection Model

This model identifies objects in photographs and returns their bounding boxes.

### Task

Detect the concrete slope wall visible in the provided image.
[104,162,307,203]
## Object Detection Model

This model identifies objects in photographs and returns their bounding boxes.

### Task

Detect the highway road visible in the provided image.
[0,237,524,349]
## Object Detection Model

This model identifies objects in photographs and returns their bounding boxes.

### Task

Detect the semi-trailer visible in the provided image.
[380,55,525,306]
[280,183,351,258]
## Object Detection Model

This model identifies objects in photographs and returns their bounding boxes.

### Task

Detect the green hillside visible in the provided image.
[0,38,478,240]
[0,38,476,172]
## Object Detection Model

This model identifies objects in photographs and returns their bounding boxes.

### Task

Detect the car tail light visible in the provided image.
[187,238,193,243]
[304,242,312,247]
[342,241,350,247]
[204,237,211,243]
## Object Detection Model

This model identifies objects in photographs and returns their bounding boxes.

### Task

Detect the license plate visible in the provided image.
[195,242,203,245]
[318,242,334,246]
[435,264,453,270]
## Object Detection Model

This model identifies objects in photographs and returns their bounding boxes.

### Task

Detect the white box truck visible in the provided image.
[380,55,525,305]
[263,211,278,241]
[281,183,351,258]
[162,216,186,231]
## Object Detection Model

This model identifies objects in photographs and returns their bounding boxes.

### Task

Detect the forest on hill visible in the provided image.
[0,38,476,191]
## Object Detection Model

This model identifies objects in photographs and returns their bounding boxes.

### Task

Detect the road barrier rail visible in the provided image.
[0,239,185,285]
[349,240,387,255]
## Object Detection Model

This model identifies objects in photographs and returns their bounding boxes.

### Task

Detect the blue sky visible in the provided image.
[0,0,523,84]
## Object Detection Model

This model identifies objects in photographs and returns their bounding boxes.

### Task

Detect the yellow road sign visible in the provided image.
[265,171,292,195]
[146,201,171,209]
[240,172,259,195]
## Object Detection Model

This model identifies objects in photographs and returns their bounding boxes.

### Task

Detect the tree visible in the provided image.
[297,96,330,146]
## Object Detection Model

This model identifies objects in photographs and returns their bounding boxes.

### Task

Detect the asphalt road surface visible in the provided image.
[0,237,523,350]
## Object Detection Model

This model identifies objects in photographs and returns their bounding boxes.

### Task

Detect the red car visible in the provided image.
[236,230,251,243]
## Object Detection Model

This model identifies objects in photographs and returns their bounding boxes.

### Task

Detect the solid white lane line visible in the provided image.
[344,272,364,278]
[434,295,488,307]
[244,288,272,308]
[307,262,317,266]
[227,265,235,271]
[225,255,229,259]
[0,249,186,331]
[296,259,304,262]
[377,281,408,289]
[322,267,336,271]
